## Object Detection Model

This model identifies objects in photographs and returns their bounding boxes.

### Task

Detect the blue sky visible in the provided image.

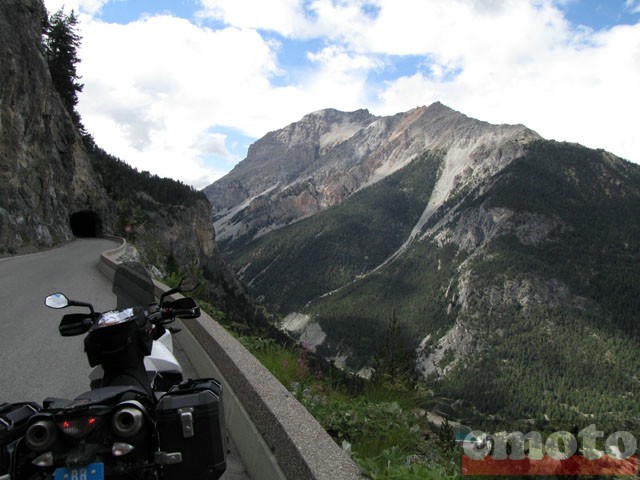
[96,1,640,33]
[43,0,640,189]
[562,0,639,29]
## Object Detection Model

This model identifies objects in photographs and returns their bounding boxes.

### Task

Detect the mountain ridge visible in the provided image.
[205,102,540,249]
[205,105,640,431]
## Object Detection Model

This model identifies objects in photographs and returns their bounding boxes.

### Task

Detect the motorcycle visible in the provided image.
[87,262,195,393]
[1,263,226,480]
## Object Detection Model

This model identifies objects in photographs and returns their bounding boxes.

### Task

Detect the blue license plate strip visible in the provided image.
[54,462,104,480]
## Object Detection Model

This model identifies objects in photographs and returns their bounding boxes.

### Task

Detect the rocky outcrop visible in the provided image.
[205,108,379,244]
[130,196,253,321]
[416,318,474,378]
[430,206,568,252]
[205,108,377,211]
[0,0,255,325]
[205,103,540,248]
[0,0,113,252]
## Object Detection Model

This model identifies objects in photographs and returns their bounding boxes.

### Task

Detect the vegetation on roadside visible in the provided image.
[164,262,460,478]
[43,8,84,130]
[238,333,461,479]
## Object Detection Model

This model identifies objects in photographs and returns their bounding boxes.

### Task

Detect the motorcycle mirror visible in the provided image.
[177,275,199,293]
[45,293,69,309]
[45,293,95,315]
[160,275,200,305]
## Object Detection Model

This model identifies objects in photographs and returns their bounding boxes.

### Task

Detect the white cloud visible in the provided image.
[627,0,640,14]
[75,15,289,187]
[193,132,233,156]
[371,4,640,163]
[304,45,381,109]
[195,0,377,40]
[197,0,308,36]
[42,0,640,188]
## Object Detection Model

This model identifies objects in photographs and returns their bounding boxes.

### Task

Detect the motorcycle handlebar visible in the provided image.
[174,307,201,319]
[157,297,201,322]
[160,306,201,320]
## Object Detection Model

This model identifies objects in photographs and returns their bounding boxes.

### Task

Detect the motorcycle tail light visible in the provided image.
[57,416,99,439]
[112,407,144,438]
[25,420,57,452]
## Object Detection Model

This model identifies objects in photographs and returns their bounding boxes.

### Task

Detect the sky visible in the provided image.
[41,0,640,190]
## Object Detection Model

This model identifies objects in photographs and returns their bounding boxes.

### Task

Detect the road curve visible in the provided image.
[0,239,251,479]
[0,238,119,403]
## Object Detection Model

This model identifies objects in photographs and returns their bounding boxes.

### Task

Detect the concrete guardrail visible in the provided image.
[98,239,365,480]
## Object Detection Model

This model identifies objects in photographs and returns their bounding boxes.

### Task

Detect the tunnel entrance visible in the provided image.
[70,210,103,237]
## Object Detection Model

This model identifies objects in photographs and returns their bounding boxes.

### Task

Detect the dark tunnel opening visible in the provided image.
[70,210,103,237]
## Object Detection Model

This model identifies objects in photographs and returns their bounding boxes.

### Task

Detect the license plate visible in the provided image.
[54,462,104,480]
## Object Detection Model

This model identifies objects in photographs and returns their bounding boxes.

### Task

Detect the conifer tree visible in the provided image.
[44,8,84,130]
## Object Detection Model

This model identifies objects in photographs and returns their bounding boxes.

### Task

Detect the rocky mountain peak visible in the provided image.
[270,107,378,148]
[306,107,373,122]
[205,102,540,247]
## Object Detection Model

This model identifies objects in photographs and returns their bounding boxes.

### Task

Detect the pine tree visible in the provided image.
[43,8,84,131]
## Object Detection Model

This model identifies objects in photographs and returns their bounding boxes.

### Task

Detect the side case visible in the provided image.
[0,402,40,475]
[156,379,227,480]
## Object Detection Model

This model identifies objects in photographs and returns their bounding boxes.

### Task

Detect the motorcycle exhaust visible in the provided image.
[112,407,144,438]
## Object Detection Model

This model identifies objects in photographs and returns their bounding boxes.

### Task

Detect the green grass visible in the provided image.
[234,332,461,479]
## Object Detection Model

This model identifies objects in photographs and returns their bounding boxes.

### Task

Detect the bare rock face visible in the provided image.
[205,103,540,248]
[205,108,376,209]
[0,0,256,325]
[0,0,113,252]
[130,196,252,320]
[204,108,379,243]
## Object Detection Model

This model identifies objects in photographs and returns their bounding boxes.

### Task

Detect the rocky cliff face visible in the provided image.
[128,195,252,320]
[0,0,113,252]
[0,0,253,324]
[205,103,539,248]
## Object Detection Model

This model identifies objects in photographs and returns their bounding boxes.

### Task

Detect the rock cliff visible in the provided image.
[0,0,253,324]
[0,0,113,252]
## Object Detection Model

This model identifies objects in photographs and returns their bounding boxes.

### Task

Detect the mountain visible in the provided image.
[205,103,538,249]
[205,104,640,432]
[0,0,255,324]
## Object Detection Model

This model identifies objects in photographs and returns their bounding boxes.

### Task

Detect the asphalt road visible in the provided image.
[0,238,120,403]
[0,239,251,479]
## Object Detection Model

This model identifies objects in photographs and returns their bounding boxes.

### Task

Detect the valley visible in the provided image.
[205,105,640,433]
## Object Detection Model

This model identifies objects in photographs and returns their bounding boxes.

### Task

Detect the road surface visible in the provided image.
[0,239,251,479]
[0,238,120,403]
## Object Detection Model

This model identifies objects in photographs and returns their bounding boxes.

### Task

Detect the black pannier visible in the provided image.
[156,379,226,480]
[0,402,39,475]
